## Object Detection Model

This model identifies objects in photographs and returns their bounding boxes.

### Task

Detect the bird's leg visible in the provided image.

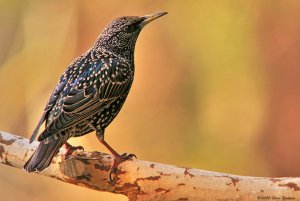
[64,142,84,159]
[95,131,136,182]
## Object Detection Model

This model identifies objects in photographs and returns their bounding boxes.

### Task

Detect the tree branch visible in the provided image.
[0,131,300,201]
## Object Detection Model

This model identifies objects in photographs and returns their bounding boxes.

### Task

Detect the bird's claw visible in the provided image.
[120,152,137,159]
[64,145,84,159]
[109,152,137,183]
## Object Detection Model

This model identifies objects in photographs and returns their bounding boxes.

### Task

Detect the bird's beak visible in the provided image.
[139,12,168,28]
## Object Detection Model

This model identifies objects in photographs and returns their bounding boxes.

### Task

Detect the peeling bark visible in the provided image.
[0,131,300,201]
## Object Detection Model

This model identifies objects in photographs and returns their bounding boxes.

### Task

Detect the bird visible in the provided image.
[23,12,168,180]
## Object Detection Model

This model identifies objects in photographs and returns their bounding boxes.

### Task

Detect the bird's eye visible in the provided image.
[126,25,135,32]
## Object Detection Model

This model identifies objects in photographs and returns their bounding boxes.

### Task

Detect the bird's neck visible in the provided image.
[94,33,139,62]
[96,44,136,62]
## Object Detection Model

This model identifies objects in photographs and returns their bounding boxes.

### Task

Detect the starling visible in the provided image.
[23,12,168,180]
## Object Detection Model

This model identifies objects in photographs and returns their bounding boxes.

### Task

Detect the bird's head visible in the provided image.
[95,12,168,60]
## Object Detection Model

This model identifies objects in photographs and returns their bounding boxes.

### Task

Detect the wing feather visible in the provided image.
[37,54,133,141]
[29,79,67,143]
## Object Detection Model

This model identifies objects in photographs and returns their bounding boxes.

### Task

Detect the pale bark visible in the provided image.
[0,131,300,201]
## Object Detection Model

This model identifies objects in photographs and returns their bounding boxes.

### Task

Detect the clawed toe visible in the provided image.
[108,152,137,183]
[64,144,85,159]
[120,152,137,160]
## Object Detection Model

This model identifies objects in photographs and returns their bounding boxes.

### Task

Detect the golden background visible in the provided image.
[1,1,300,200]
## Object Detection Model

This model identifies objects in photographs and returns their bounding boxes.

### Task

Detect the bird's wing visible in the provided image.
[29,79,67,143]
[29,52,90,143]
[37,55,133,141]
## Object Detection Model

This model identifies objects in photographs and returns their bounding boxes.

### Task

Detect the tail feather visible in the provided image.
[24,136,67,172]
[29,113,47,143]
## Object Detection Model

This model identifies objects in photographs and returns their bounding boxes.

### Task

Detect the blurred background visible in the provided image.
[1,0,300,200]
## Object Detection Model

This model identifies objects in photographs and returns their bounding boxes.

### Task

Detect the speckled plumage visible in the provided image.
[39,48,134,142]
[23,12,167,174]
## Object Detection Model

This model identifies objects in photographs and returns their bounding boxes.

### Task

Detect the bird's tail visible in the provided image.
[23,136,67,172]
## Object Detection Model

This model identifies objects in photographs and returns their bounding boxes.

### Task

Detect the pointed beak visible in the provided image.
[139,12,168,28]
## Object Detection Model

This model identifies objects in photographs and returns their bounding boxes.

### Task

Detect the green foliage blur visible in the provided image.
[1,1,300,200]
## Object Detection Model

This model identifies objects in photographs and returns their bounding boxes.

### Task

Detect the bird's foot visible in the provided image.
[109,152,137,183]
[64,143,84,159]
